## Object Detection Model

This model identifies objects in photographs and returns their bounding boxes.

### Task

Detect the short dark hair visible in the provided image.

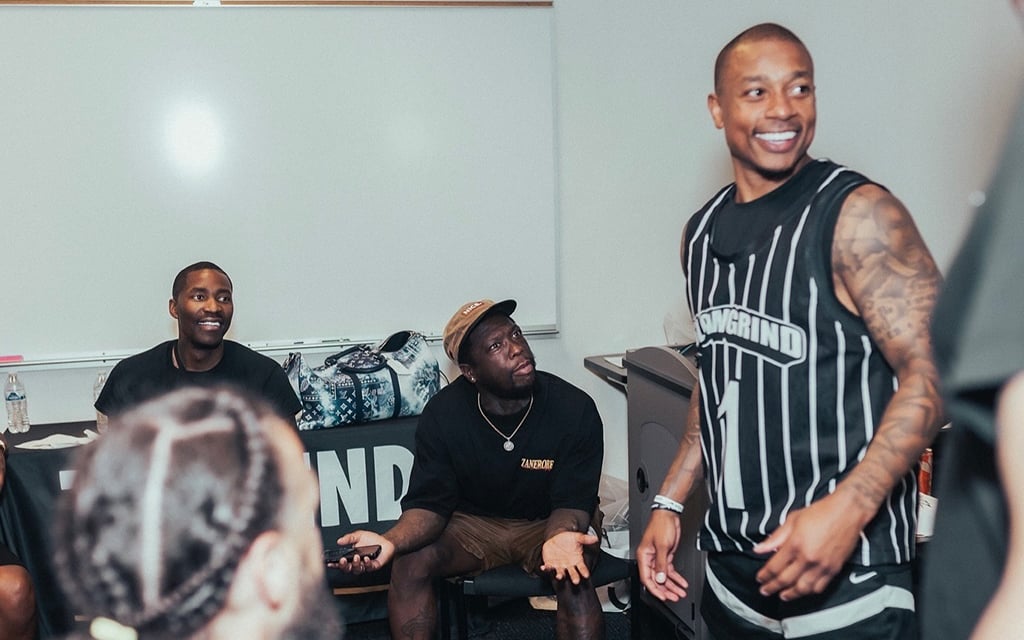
[171,261,232,300]
[458,340,476,367]
[54,387,285,637]
[458,324,479,366]
[714,23,810,93]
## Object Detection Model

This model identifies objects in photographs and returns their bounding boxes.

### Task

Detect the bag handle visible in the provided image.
[323,345,362,367]
[333,350,402,421]
[324,345,387,373]
[377,330,412,353]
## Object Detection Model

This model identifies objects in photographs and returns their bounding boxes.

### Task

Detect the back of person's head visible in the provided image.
[54,386,284,639]
[171,261,232,300]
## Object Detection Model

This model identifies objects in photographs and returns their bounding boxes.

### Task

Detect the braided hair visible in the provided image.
[54,386,285,639]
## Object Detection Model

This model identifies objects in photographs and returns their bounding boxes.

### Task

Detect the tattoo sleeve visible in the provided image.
[831,185,945,516]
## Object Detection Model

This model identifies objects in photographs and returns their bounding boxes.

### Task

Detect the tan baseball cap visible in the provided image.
[442,299,517,364]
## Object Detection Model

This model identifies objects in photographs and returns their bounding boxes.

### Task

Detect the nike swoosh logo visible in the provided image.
[849,571,878,585]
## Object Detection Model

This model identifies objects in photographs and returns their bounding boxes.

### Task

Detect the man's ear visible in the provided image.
[168,298,179,320]
[459,363,476,383]
[708,93,725,130]
[231,531,298,612]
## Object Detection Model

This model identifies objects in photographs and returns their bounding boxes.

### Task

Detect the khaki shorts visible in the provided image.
[445,510,603,575]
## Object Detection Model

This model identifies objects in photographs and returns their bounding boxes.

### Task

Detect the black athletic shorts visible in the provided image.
[702,552,917,639]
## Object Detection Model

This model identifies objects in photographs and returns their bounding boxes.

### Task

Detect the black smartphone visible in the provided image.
[323,544,382,564]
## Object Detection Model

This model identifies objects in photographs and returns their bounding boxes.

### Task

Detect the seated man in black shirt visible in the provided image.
[94,261,301,425]
[333,299,606,640]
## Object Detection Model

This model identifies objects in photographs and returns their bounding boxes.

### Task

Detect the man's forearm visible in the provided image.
[383,507,448,555]
[544,507,591,541]
[837,365,944,524]
[656,382,704,503]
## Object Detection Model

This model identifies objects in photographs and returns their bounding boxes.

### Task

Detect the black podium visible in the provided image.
[586,346,706,639]
[622,345,706,640]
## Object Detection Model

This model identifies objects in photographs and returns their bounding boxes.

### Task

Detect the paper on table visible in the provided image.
[15,431,99,450]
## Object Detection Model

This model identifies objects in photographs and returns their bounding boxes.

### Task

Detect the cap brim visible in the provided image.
[485,299,517,321]
[467,299,517,339]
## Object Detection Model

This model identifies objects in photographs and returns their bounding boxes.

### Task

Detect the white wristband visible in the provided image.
[651,494,684,514]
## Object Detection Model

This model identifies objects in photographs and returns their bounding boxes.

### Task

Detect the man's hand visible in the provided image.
[637,509,688,602]
[752,490,870,601]
[330,531,394,574]
[540,530,598,584]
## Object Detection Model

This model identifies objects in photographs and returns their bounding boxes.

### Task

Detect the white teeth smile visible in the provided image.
[757,131,797,142]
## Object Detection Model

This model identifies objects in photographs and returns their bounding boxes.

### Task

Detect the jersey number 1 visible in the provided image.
[719,380,745,509]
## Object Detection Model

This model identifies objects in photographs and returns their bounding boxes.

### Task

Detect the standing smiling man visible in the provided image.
[95,261,301,425]
[636,24,944,638]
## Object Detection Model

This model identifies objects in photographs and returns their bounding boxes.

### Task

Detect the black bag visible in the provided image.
[284,331,440,430]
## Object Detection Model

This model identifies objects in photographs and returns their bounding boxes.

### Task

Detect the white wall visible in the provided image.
[5,1,1024,483]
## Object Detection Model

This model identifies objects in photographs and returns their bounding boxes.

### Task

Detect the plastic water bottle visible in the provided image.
[93,371,109,433]
[4,372,30,434]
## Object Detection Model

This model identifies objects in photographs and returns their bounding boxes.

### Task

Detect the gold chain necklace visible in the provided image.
[477,393,534,452]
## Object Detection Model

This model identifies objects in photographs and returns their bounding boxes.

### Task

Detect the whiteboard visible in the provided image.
[0,6,558,363]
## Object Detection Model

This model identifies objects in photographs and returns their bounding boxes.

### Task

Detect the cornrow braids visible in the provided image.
[54,386,286,638]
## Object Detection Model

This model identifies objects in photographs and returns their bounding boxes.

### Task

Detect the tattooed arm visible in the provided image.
[829,185,945,524]
[753,184,945,601]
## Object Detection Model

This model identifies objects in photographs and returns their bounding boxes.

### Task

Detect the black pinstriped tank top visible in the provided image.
[684,159,917,566]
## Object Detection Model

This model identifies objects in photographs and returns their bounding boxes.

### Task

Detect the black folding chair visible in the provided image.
[438,549,634,640]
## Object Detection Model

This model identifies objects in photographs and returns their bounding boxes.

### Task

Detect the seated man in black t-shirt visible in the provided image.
[332,299,606,640]
[94,261,301,425]
[0,434,36,640]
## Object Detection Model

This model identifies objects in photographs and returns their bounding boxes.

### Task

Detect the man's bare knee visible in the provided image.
[391,545,449,591]
[0,565,36,630]
[392,537,481,588]
[0,567,34,607]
